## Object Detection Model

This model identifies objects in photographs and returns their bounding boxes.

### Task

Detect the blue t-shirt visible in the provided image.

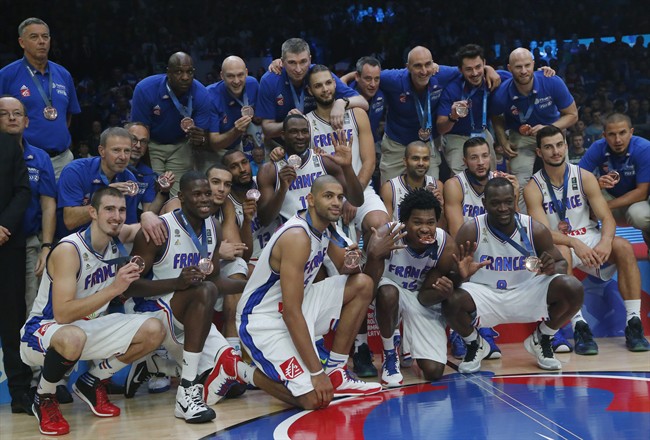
[380,66,460,145]
[130,74,216,145]
[579,136,650,198]
[437,70,511,136]
[56,157,140,237]
[0,59,81,153]
[207,76,260,150]
[489,71,574,130]
[23,142,57,236]
[256,66,358,124]
[349,80,385,143]
[128,162,158,207]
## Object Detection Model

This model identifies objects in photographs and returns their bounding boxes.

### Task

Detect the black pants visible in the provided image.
[0,245,32,401]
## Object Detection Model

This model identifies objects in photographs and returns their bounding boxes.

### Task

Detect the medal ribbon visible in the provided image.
[23,58,53,108]
[487,213,535,257]
[289,82,305,113]
[462,82,489,131]
[83,227,129,266]
[176,209,208,258]
[305,211,349,248]
[229,88,249,108]
[541,165,570,222]
[166,81,193,118]
[605,150,631,176]
[510,82,537,124]
[414,89,432,135]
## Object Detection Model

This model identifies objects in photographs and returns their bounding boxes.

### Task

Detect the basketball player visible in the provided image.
[444,178,584,373]
[524,125,650,354]
[20,187,165,435]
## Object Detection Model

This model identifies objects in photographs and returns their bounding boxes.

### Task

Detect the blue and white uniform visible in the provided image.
[387,174,437,222]
[276,149,328,222]
[455,170,494,221]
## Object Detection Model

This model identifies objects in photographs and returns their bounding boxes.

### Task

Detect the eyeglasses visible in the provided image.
[131,137,149,146]
[0,111,25,119]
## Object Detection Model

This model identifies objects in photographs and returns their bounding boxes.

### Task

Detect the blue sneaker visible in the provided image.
[449,331,466,359]
[381,349,403,387]
[573,321,599,355]
[315,338,329,366]
[625,317,650,352]
[479,328,502,360]
[551,329,573,353]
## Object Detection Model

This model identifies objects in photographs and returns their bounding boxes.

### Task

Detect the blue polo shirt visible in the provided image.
[256,67,358,124]
[56,157,140,237]
[350,80,385,143]
[207,76,260,150]
[489,71,574,130]
[0,59,81,154]
[579,136,650,198]
[130,74,216,145]
[380,66,459,145]
[23,142,56,236]
[128,162,158,206]
[437,70,511,136]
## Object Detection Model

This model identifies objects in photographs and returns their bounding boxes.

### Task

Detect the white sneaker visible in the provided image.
[458,335,490,374]
[174,382,216,424]
[148,375,170,393]
[328,368,382,397]
[381,349,403,387]
[203,346,244,405]
[524,330,562,370]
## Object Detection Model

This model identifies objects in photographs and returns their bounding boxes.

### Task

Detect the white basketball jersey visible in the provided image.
[455,170,494,221]
[471,213,538,290]
[238,213,330,316]
[382,228,447,291]
[276,149,328,222]
[530,164,597,235]
[388,174,437,222]
[306,109,363,175]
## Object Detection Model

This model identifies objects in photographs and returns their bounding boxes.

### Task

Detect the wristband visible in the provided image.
[41,243,53,249]
[309,369,325,377]
[342,97,350,110]
[448,114,459,123]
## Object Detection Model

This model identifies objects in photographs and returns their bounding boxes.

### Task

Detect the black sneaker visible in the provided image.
[352,343,378,378]
[573,321,599,355]
[72,373,121,417]
[124,357,152,398]
[625,317,650,352]
[11,391,34,416]
[55,384,73,404]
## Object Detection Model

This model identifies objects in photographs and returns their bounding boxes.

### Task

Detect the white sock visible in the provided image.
[236,361,256,386]
[625,299,641,322]
[181,351,201,383]
[381,336,395,351]
[325,351,348,373]
[539,321,557,336]
[88,357,128,380]
[226,337,242,354]
[571,311,587,328]
[37,377,57,395]
[354,333,368,350]
[462,329,478,343]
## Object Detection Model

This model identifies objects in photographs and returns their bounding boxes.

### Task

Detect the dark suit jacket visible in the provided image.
[0,132,31,249]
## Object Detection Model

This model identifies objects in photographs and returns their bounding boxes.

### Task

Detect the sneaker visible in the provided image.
[148,375,171,393]
[33,393,70,436]
[625,317,650,352]
[124,356,153,398]
[203,346,244,405]
[11,391,34,416]
[573,321,598,355]
[551,329,573,353]
[328,368,382,397]
[55,384,73,404]
[72,374,120,417]
[352,343,378,377]
[449,331,466,360]
[175,381,216,423]
[315,337,330,367]
[458,335,490,374]
[524,329,562,370]
[479,328,502,360]
[381,349,403,387]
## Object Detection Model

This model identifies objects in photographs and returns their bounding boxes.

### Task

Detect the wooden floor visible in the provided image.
[1,337,648,439]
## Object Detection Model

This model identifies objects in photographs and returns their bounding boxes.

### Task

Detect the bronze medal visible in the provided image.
[198,258,214,275]
[418,128,431,141]
[241,106,254,118]
[43,106,58,120]
[519,124,532,136]
[558,220,571,234]
[525,256,542,272]
[180,117,195,132]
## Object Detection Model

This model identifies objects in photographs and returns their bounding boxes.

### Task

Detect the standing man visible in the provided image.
[0,132,32,415]
[490,48,578,211]
[346,56,385,146]
[578,113,650,253]
[131,52,216,194]
[525,125,649,353]
[0,18,81,179]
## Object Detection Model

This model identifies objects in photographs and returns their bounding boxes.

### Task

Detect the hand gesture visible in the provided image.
[112,262,143,296]
[453,241,489,279]
[426,184,444,208]
[367,222,407,260]
[277,164,297,189]
[539,66,556,77]
[325,130,353,168]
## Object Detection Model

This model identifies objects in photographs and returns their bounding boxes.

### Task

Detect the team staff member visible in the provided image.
[0,17,81,178]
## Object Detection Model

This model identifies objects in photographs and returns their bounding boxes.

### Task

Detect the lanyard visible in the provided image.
[305,211,348,248]
[166,81,193,118]
[289,81,305,113]
[462,82,489,131]
[541,165,570,222]
[511,82,537,124]
[229,89,249,108]
[487,213,534,257]
[23,58,52,107]
[605,150,631,173]
[414,89,431,130]
[83,227,129,266]
[176,209,208,258]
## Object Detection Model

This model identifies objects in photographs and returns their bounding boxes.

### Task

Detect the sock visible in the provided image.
[226,337,242,355]
[40,349,77,394]
[181,351,201,383]
[354,333,368,350]
[462,329,478,344]
[571,311,587,328]
[381,336,395,352]
[150,354,180,377]
[88,357,128,380]
[236,361,256,386]
[37,377,58,395]
[324,351,348,373]
[624,299,641,322]
[538,321,557,336]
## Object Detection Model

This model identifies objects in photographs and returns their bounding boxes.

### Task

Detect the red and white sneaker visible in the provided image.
[328,368,382,397]
[203,346,245,405]
[33,393,70,436]
[72,373,120,417]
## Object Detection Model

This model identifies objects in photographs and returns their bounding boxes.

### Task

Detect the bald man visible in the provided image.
[489,48,577,212]
[206,56,261,163]
[131,52,218,194]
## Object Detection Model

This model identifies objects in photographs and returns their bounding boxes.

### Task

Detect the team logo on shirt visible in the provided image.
[510,105,519,116]
[399,93,407,103]
[276,94,284,106]
[571,177,578,190]
[280,356,304,379]
[37,322,55,336]
[174,229,180,237]
[20,85,31,97]
[223,115,228,124]
[153,105,161,116]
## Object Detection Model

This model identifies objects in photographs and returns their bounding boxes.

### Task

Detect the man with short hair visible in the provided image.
[347,56,385,145]
[525,125,649,354]
[0,17,81,178]
[20,187,165,435]
[568,132,586,165]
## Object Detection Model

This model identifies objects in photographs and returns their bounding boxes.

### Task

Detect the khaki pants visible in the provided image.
[508,132,538,213]
[443,132,496,176]
[149,140,194,196]
[602,191,650,233]
[50,149,74,181]
[380,134,442,183]
[25,235,41,317]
